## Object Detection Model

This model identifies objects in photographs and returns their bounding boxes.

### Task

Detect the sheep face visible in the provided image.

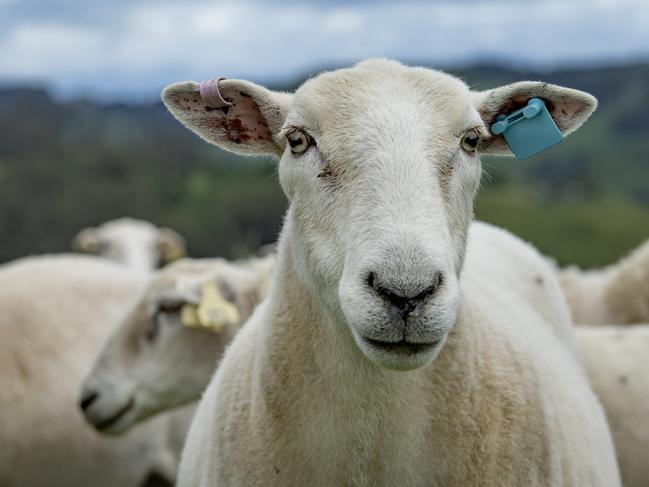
[163,58,596,371]
[277,61,488,370]
[606,239,649,323]
[73,218,186,271]
[80,259,246,433]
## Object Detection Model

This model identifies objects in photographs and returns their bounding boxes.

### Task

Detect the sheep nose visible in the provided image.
[367,271,443,319]
[80,391,99,412]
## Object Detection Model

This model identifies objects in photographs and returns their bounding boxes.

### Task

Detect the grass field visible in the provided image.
[476,184,649,268]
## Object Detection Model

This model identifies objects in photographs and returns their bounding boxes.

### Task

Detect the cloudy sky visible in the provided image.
[1,0,648,100]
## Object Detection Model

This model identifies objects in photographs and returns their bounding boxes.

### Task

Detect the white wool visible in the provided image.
[84,224,575,433]
[72,217,186,271]
[466,222,576,353]
[80,255,275,432]
[0,255,181,487]
[163,59,618,486]
[577,325,649,487]
[559,238,649,325]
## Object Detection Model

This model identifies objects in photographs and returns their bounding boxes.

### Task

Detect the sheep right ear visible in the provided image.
[73,228,100,254]
[158,227,186,263]
[472,82,597,155]
[178,279,241,333]
[162,79,292,157]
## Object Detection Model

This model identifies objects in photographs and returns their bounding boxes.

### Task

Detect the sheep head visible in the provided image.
[163,58,596,371]
[72,218,187,271]
[79,257,267,433]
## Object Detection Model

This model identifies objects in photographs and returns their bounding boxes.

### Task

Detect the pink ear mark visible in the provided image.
[199,77,233,107]
[172,77,276,149]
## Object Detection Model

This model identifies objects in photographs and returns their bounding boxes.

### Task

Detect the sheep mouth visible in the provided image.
[363,337,441,355]
[95,398,135,431]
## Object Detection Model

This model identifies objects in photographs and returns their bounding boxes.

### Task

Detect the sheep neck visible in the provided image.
[256,217,491,483]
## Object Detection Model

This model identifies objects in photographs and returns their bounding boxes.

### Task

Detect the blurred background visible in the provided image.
[1,0,648,267]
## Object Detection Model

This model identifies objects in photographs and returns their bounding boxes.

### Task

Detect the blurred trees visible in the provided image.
[1,63,649,268]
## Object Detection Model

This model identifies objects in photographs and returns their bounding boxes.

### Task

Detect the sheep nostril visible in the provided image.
[414,272,443,302]
[366,270,444,319]
[80,392,99,412]
[366,272,376,288]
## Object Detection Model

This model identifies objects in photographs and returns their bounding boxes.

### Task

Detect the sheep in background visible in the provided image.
[0,255,181,487]
[163,59,619,485]
[80,222,571,432]
[72,217,186,271]
[78,232,646,487]
[560,238,649,324]
[576,325,649,487]
[466,222,576,353]
[80,255,274,432]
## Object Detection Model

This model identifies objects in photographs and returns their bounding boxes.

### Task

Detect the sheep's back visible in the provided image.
[577,325,649,487]
[465,222,576,351]
[0,255,172,487]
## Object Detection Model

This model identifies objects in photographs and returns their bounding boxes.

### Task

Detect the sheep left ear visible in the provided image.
[162,78,292,157]
[472,82,597,155]
[73,227,100,254]
[179,280,241,333]
[158,228,186,263]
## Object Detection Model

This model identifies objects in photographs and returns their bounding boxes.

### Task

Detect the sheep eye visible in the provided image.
[286,129,312,154]
[146,299,184,342]
[156,299,184,315]
[145,321,159,343]
[460,131,480,153]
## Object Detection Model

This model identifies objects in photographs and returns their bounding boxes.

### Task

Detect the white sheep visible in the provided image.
[73,217,186,271]
[80,224,571,431]
[560,238,649,325]
[465,222,577,352]
[80,255,274,432]
[0,255,181,487]
[576,325,649,487]
[80,235,645,487]
[163,59,619,485]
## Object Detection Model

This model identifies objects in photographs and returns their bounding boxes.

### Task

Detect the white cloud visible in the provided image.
[0,0,648,99]
[0,21,105,75]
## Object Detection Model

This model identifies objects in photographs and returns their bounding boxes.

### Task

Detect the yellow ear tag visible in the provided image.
[180,304,201,328]
[180,281,240,333]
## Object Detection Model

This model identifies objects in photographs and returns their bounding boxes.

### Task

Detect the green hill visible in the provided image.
[1,63,648,267]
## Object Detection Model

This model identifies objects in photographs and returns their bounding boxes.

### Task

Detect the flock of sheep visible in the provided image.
[2,59,648,486]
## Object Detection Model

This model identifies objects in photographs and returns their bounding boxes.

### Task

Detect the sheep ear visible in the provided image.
[158,227,186,263]
[73,228,100,254]
[179,280,241,333]
[472,82,597,155]
[162,79,292,157]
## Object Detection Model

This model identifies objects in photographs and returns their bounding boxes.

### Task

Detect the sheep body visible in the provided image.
[82,222,573,433]
[0,255,180,487]
[73,218,186,271]
[179,224,618,486]
[466,222,576,352]
[605,240,649,322]
[559,239,649,324]
[576,325,649,487]
[560,266,616,324]
[165,59,618,486]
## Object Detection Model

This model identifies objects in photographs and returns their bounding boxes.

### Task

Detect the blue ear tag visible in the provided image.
[490,98,563,160]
